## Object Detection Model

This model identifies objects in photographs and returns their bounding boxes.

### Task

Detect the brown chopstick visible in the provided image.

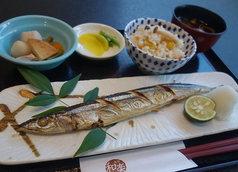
[179,137,238,159]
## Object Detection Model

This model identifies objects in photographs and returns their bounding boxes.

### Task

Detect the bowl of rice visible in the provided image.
[124,18,197,74]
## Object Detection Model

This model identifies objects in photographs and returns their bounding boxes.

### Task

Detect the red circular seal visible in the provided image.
[105,159,127,172]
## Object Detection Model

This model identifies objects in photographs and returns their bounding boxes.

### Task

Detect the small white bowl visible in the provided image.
[73,23,125,60]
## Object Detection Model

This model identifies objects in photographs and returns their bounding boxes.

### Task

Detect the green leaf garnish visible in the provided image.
[83,87,99,102]
[99,126,117,140]
[17,66,82,107]
[16,66,116,157]
[24,95,57,106]
[32,106,66,118]
[16,65,54,95]
[59,74,82,98]
[73,129,106,158]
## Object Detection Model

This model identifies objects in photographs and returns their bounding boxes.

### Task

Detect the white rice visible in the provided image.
[130,25,185,59]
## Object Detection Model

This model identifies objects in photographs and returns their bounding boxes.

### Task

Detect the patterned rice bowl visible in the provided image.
[124,18,197,74]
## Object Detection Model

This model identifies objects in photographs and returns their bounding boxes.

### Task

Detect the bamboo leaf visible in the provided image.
[24,95,57,106]
[83,87,99,102]
[32,106,66,118]
[16,65,54,95]
[59,74,82,98]
[73,129,106,157]
[99,127,117,140]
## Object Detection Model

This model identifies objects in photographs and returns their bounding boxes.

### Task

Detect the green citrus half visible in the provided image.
[184,95,216,122]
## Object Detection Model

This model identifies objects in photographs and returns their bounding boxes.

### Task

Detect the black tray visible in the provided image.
[0,31,238,171]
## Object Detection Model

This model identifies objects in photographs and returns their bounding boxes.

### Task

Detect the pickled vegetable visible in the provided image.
[85,33,109,51]
[78,34,105,56]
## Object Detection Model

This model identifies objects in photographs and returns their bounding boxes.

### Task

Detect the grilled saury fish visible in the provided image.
[18,83,214,134]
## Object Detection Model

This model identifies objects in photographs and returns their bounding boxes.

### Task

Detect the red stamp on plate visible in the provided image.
[105,159,127,172]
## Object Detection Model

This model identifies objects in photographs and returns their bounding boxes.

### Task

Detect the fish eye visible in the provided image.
[37,118,48,127]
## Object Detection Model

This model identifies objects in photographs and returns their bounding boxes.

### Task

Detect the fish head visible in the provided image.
[18,115,75,134]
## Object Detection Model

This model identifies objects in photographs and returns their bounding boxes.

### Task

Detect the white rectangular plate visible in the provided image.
[0,72,237,165]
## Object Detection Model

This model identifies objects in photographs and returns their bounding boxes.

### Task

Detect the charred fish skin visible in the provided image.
[18,83,214,134]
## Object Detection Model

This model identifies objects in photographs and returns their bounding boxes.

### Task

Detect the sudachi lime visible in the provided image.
[184,95,216,122]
